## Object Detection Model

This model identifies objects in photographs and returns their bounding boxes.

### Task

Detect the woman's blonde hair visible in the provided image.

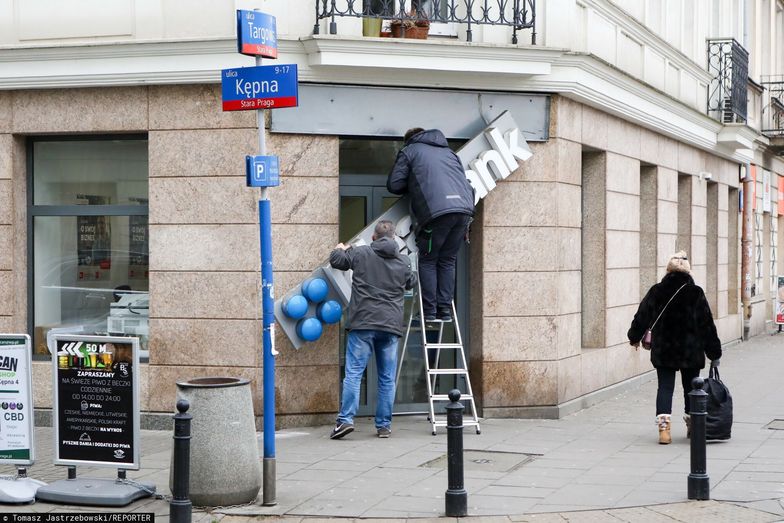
[666,250,691,274]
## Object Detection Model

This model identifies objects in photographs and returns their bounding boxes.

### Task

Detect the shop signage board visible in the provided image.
[0,334,34,465]
[221,65,298,111]
[51,335,140,468]
[275,110,532,348]
[237,9,277,58]
[246,155,280,187]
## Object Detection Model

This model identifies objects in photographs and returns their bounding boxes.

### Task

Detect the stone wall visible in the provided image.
[0,85,340,428]
[474,95,743,418]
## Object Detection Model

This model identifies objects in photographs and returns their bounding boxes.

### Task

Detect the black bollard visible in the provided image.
[170,399,193,523]
[445,389,467,517]
[688,377,710,500]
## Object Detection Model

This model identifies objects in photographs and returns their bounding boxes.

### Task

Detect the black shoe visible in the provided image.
[436,309,452,322]
[330,422,354,440]
[377,427,391,438]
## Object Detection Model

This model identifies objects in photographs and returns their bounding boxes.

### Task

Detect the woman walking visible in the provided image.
[628,251,722,444]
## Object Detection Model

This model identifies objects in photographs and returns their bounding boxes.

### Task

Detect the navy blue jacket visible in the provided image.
[386,129,474,227]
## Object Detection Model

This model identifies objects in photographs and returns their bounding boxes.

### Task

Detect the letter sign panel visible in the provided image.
[246,155,280,187]
[221,65,299,111]
[237,9,277,58]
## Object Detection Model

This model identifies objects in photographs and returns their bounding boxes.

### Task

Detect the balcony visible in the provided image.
[313,0,536,45]
[706,38,749,124]
[761,76,784,153]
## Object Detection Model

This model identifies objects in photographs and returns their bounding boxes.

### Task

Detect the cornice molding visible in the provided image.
[0,36,760,163]
[589,0,713,84]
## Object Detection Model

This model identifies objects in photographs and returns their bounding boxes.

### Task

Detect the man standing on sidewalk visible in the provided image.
[329,220,416,439]
[387,127,474,321]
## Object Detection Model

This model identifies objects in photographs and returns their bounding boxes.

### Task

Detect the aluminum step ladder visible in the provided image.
[396,262,480,436]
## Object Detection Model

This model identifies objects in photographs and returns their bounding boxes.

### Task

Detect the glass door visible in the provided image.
[338,175,469,417]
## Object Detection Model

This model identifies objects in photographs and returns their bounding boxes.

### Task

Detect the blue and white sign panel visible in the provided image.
[246,155,280,187]
[222,65,299,111]
[237,9,277,58]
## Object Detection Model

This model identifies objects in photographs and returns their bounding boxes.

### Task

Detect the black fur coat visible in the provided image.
[628,271,722,369]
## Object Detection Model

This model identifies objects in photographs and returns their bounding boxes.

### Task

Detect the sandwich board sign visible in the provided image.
[0,334,46,503]
[36,335,154,506]
[0,335,34,465]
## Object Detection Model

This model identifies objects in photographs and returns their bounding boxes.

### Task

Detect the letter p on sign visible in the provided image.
[246,155,280,187]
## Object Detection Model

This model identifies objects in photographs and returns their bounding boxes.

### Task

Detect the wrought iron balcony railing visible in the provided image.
[706,38,749,124]
[314,0,536,44]
[761,76,784,137]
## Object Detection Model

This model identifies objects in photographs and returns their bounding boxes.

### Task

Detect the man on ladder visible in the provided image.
[387,127,475,321]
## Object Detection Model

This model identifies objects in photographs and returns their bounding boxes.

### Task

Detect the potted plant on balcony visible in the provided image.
[390,9,429,39]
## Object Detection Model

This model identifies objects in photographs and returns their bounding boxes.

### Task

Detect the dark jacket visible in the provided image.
[628,271,722,369]
[329,237,416,336]
[386,129,474,227]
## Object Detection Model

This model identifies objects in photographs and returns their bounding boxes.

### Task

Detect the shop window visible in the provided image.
[29,137,149,359]
[728,187,739,313]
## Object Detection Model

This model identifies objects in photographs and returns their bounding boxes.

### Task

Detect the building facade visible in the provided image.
[0,0,782,427]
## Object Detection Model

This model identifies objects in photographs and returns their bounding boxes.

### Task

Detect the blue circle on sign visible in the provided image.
[317,300,343,324]
[302,277,329,303]
[283,295,308,319]
[297,317,323,342]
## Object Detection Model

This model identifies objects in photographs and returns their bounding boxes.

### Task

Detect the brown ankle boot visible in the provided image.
[683,414,691,438]
[656,414,672,445]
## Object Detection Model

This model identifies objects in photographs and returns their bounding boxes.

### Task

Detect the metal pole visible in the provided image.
[687,377,710,500]
[170,399,192,523]
[255,29,277,506]
[445,389,467,517]
[741,164,754,340]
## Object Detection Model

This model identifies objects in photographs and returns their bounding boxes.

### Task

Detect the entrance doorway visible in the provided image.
[338,139,469,417]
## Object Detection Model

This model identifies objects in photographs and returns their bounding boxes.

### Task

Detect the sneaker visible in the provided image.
[377,427,391,438]
[330,422,354,440]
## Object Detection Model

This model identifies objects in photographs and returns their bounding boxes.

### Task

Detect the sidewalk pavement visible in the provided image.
[2,333,783,522]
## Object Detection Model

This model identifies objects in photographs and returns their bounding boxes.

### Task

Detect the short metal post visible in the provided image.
[688,377,710,500]
[170,399,192,523]
[445,389,467,517]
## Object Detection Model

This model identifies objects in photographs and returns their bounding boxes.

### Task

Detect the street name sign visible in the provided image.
[221,65,298,111]
[237,9,277,58]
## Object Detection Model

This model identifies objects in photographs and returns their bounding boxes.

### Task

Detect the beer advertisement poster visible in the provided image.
[0,335,34,465]
[52,335,140,468]
[777,275,784,325]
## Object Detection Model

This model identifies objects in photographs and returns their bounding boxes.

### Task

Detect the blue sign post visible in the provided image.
[246,156,280,187]
[237,9,278,58]
[221,65,298,111]
[222,8,298,507]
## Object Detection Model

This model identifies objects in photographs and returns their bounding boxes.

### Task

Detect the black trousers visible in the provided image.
[656,367,700,416]
[416,213,470,316]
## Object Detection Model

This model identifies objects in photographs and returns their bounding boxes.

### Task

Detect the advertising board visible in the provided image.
[51,335,140,468]
[0,335,34,465]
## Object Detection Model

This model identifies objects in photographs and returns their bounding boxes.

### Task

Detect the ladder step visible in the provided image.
[431,419,481,427]
[428,369,468,375]
[424,343,463,349]
[431,394,474,401]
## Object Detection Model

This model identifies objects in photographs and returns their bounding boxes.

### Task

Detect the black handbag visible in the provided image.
[702,364,733,440]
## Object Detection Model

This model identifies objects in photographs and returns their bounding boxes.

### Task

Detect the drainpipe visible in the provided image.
[741,164,754,340]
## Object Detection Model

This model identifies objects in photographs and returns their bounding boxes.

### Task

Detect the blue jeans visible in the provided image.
[337,329,399,429]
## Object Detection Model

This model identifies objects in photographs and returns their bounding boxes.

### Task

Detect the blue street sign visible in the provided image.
[237,10,277,58]
[221,65,298,111]
[246,155,280,187]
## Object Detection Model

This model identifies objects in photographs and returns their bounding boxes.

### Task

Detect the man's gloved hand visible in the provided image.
[711,358,720,367]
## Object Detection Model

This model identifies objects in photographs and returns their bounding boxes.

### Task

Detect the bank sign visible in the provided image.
[274,111,532,348]
[237,9,277,58]
[222,65,298,111]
